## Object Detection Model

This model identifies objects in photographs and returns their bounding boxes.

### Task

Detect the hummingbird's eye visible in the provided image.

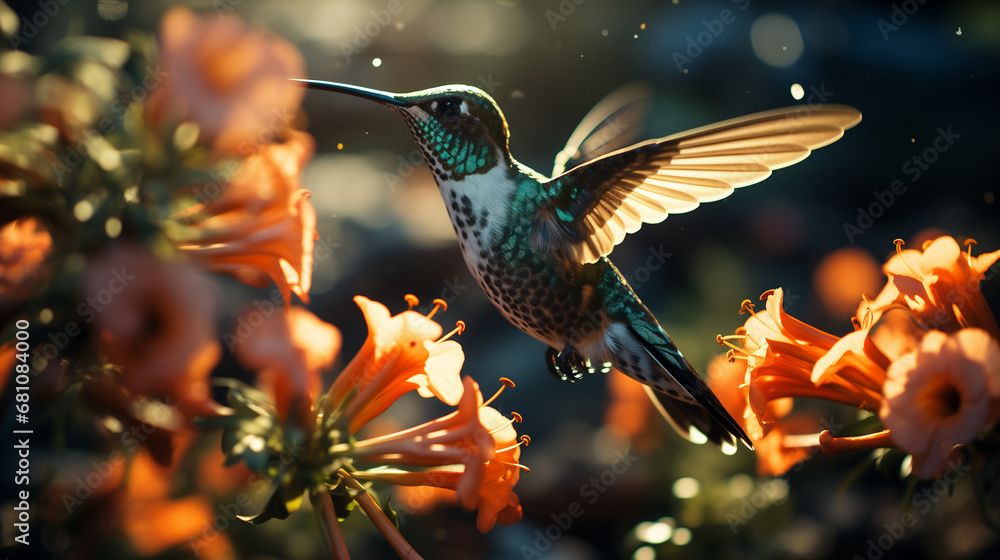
[437,98,462,118]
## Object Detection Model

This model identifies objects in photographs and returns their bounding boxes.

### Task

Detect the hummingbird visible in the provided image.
[294,78,861,453]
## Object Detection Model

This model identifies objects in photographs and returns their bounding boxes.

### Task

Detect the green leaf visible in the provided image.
[874,449,907,478]
[330,487,358,522]
[219,425,241,454]
[837,454,877,494]
[214,378,272,402]
[239,486,295,525]
[838,415,884,438]
[383,498,401,529]
[217,379,275,417]
[283,485,305,517]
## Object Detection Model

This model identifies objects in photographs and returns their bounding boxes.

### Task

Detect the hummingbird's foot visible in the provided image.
[545,344,612,383]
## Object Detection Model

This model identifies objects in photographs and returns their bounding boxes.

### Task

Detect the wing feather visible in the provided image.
[534,104,862,263]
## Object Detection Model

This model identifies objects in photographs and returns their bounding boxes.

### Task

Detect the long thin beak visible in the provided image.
[291,79,407,106]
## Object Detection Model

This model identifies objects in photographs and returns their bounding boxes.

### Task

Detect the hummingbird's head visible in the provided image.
[293,80,510,181]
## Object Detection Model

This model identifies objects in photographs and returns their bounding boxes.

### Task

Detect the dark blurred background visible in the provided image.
[7,0,1000,559]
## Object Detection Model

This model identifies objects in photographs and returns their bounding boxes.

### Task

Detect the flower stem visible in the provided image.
[338,469,424,560]
[309,487,351,560]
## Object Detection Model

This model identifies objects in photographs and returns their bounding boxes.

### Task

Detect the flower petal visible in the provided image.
[417,340,465,405]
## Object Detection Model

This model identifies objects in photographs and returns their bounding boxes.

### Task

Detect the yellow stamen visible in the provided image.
[404,294,419,309]
[496,435,532,454]
[482,377,515,408]
[510,412,523,423]
[495,435,532,471]
[738,293,783,341]
[726,349,748,363]
[432,321,466,345]
[964,238,977,267]
[742,294,775,337]
[717,333,748,354]
[489,415,518,435]
[425,298,448,320]
[894,239,922,278]
[498,460,531,472]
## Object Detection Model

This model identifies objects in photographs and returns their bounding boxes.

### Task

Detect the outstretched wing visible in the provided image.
[532,105,862,264]
[551,81,653,177]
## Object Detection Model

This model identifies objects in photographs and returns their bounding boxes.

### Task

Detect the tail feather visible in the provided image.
[642,385,739,455]
[627,325,753,451]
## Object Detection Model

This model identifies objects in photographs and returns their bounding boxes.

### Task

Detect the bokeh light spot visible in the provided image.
[105,217,122,238]
[97,0,128,21]
[672,527,692,545]
[633,546,656,560]
[751,14,804,67]
[728,473,755,498]
[790,83,804,100]
[426,0,528,56]
[635,521,672,544]
[672,477,700,499]
[73,200,94,222]
[173,122,200,152]
[765,478,790,502]
[812,247,882,319]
